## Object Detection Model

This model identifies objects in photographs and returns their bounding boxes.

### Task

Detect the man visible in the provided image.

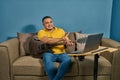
[38,16,73,80]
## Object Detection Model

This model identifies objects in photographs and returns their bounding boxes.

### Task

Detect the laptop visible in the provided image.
[70,33,103,54]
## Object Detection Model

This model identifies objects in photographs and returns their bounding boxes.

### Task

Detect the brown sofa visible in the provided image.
[0,38,120,80]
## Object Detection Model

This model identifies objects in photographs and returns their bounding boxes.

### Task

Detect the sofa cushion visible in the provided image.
[65,32,76,53]
[13,56,45,76]
[13,56,79,76]
[17,32,36,56]
[66,32,88,53]
[78,55,111,76]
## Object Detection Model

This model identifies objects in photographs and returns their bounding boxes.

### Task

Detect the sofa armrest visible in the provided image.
[101,38,120,80]
[101,38,120,48]
[0,38,19,80]
[111,49,120,80]
[100,38,120,63]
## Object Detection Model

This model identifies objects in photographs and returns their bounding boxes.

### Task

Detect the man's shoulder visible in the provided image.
[38,29,45,34]
[55,27,64,31]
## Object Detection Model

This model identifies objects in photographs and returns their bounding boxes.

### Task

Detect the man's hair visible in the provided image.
[42,16,52,22]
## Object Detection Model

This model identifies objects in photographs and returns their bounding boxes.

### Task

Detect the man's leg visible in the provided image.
[53,53,72,80]
[43,52,57,80]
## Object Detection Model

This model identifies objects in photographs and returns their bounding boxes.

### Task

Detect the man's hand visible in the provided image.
[62,33,73,46]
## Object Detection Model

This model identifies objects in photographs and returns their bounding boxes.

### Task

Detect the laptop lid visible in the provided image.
[83,33,103,52]
[70,33,103,54]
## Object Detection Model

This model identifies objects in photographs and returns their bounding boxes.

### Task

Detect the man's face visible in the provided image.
[43,18,54,31]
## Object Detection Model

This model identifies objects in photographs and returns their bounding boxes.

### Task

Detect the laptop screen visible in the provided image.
[83,33,103,52]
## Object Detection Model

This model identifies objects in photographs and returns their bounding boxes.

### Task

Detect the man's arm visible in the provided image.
[40,35,73,46]
[40,36,66,45]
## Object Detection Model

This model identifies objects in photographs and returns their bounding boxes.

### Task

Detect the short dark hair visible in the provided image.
[42,16,52,22]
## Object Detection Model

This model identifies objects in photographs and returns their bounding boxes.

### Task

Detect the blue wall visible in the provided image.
[110,0,120,42]
[0,0,113,42]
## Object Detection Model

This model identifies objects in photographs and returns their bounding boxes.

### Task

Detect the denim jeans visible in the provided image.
[43,52,72,80]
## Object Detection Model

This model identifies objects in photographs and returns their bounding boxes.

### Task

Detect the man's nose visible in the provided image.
[48,23,51,26]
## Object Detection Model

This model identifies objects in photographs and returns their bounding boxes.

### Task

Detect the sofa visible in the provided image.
[0,37,120,80]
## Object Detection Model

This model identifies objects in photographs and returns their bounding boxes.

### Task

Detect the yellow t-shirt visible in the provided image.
[37,27,66,54]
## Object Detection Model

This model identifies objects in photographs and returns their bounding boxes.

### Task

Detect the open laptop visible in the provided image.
[70,33,103,54]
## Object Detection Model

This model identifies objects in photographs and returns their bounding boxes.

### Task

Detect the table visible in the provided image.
[68,46,118,80]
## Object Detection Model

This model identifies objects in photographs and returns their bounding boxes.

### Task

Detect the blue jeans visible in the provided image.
[43,52,72,80]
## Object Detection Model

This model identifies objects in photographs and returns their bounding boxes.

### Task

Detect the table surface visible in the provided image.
[68,46,118,56]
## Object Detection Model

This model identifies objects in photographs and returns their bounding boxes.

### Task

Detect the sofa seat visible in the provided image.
[78,56,111,76]
[13,56,79,77]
